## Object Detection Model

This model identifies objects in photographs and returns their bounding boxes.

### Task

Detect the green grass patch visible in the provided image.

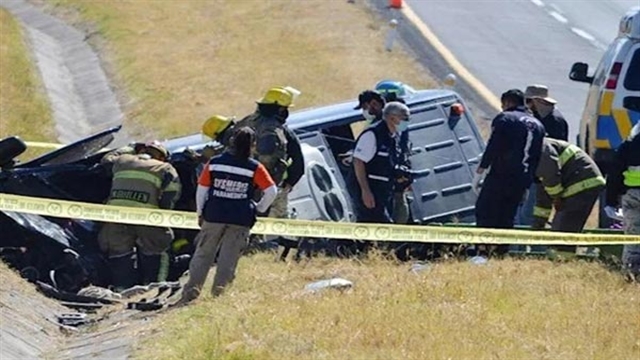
[140,254,640,360]
[43,0,436,140]
[0,8,55,161]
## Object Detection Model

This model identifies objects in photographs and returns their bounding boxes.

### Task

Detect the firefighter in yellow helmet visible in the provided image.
[235,87,304,220]
[202,115,236,148]
[98,141,182,290]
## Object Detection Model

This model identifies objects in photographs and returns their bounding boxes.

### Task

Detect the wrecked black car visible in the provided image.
[0,83,486,292]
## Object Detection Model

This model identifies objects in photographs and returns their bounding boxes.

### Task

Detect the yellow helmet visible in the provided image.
[202,115,233,139]
[256,86,300,107]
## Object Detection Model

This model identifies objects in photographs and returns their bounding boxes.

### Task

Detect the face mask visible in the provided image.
[276,107,289,123]
[362,109,376,123]
[396,120,409,133]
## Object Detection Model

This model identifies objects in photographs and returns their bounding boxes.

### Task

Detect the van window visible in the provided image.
[623,48,640,91]
[592,42,619,87]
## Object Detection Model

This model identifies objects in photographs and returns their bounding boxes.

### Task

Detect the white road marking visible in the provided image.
[530,0,545,7]
[549,11,568,24]
[549,3,564,14]
[571,27,596,41]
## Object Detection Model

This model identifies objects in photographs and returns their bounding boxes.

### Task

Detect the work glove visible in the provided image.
[604,206,624,221]
[553,198,563,211]
[472,173,483,195]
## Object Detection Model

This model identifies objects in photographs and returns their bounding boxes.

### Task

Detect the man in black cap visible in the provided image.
[354,90,386,124]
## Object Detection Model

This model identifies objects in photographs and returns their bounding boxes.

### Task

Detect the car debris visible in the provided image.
[305,278,353,292]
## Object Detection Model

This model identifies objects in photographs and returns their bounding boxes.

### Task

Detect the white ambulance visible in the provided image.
[569,6,640,168]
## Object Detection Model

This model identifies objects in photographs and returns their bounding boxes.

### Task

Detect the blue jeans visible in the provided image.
[514,183,537,226]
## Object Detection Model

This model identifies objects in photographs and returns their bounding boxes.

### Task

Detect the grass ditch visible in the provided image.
[0,8,55,161]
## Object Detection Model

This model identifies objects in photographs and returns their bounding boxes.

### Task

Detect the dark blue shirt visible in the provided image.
[480,106,545,187]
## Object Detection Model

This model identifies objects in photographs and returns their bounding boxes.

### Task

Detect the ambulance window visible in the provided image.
[593,44,618,87]
[623,49,640,91]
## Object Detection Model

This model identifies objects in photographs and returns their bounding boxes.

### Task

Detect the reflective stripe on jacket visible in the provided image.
[203,152,259,227]
[359,120,400,197]
[105,153,181,209]
[533,138,604,222]
[606,131,640,207]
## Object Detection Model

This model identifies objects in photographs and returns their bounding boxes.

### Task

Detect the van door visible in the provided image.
[406,98,485,224]
[580,41,619,151]
[614,44,640,136]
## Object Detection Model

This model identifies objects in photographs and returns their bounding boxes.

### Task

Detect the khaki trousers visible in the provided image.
[181,221,250,301]
[98,223,173,256]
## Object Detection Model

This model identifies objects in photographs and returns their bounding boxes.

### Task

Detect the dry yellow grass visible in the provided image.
[0,8,54,160]
[140,253,640,360]
[43,0,436,140]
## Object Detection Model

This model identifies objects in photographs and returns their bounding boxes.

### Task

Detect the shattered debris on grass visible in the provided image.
[304,278,354,293]
[410,262,430,273]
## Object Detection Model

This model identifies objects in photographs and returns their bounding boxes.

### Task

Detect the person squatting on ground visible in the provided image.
[474,89,545,233]
[235,86,304,220]
[605,122,640,281]
[352,101,411,224]
[515,85,570,226]
[532,137,605,232]
[178,127,277,303]
[354,89,413,223]
[98,142,181,290]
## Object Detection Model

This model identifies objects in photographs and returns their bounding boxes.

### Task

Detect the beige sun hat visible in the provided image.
[524,84,557,104]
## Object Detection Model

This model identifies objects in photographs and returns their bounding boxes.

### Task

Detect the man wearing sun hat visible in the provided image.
[515,85,570,227]
[524,84,569,141]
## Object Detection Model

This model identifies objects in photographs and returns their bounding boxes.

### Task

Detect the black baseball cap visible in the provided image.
[354,90,385,110]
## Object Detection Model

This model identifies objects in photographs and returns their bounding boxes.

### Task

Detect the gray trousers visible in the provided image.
[181,221,250,302]
[622,189,640,277]
[392,191,409,224]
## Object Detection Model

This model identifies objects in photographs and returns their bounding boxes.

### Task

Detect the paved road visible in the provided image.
[406,0,639,143]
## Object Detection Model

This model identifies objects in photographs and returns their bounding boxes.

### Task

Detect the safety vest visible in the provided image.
[107,154,180,209]
[624,165,640,187]
[203,152,259,227]
[236,112,289,185]
[533,138,605,220]
[358,120,400,197]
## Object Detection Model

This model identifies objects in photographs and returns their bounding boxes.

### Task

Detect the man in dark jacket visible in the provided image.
[524,85,569,141]
[605,122,640,280]
[515,85,570,226]
[474,89,545,230]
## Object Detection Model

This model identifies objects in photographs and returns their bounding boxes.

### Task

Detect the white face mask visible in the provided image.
[396,120,409,133]
[362,109,376,123]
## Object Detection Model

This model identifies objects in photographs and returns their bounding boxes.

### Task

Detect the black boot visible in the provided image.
[109,254,136,291]
[138,253,163,285]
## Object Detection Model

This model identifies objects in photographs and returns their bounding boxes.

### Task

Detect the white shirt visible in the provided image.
[353,131,377,163]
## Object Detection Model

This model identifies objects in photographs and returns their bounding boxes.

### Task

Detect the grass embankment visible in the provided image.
[141,254,640,360]
[0,9,54,160]
[44,0,435,140]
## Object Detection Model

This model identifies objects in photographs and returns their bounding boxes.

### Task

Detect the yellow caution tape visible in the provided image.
[0,193,638,245]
